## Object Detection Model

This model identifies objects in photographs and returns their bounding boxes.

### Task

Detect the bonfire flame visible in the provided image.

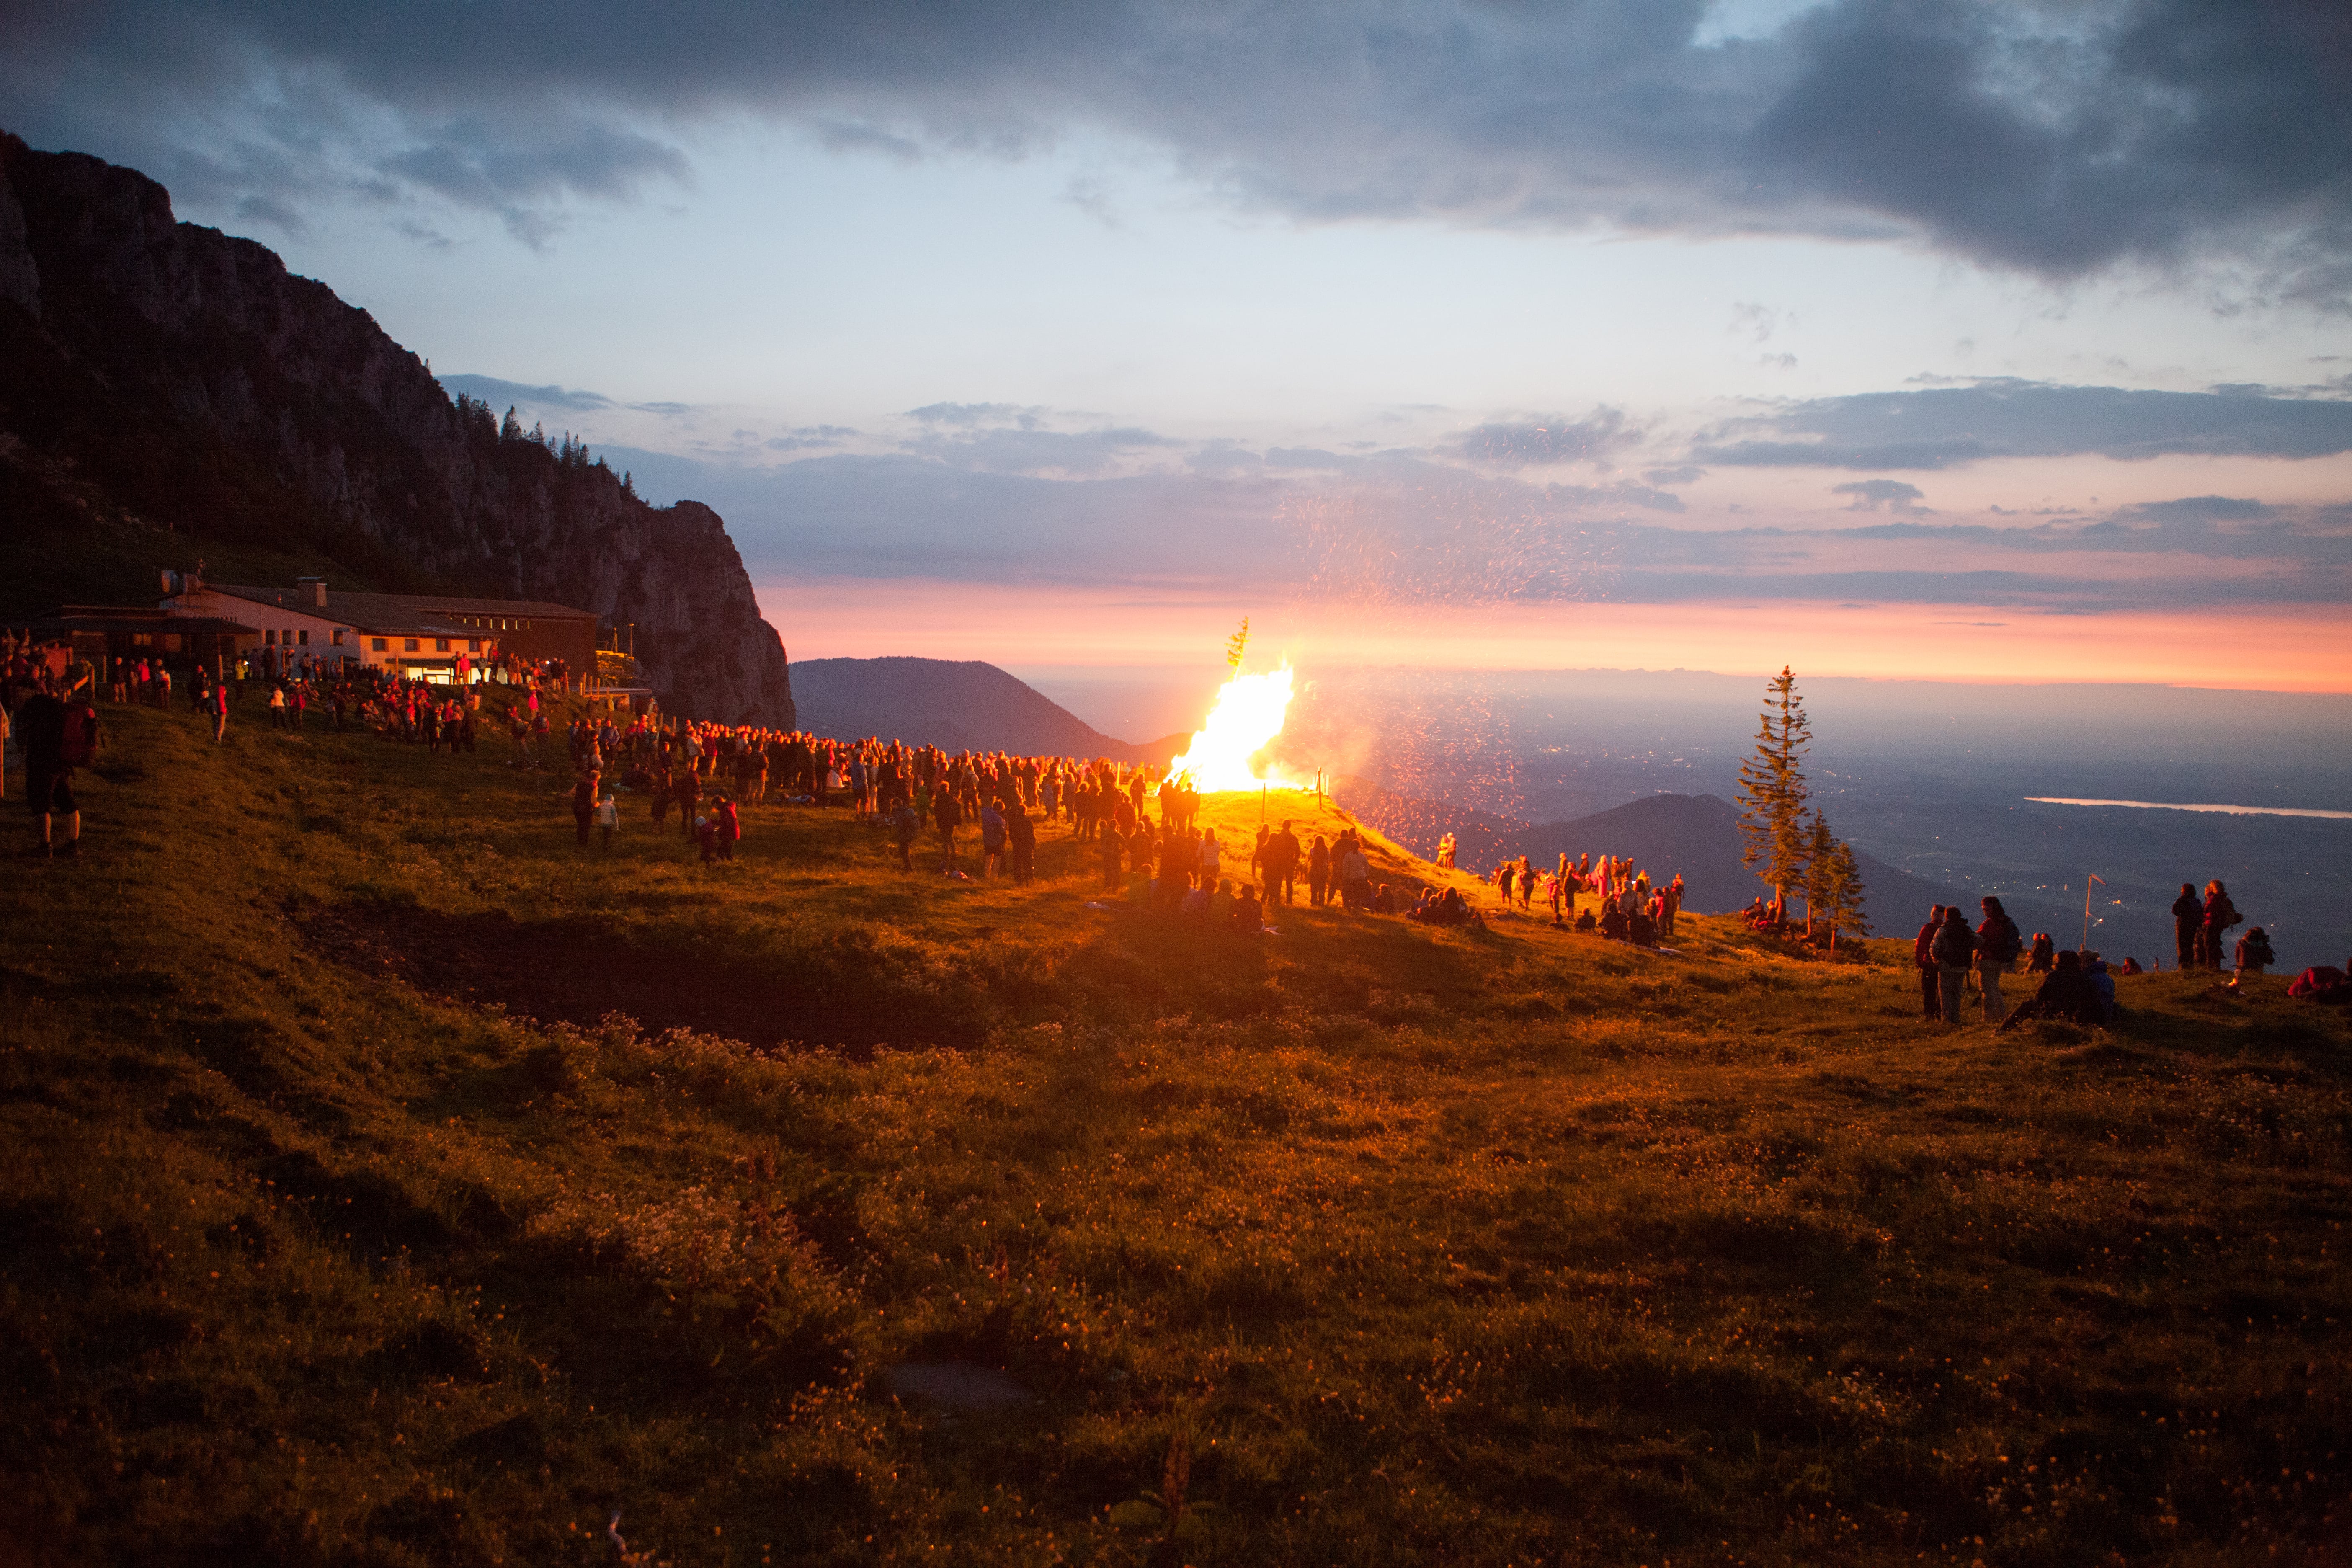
[1168,661,1298,792]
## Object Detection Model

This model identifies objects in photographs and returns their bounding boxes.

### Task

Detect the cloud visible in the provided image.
[1451,409,1640,469]
[906,402,1050,429]
[437,373,614,412]
[11,0,2350,300]
[1693,379,2352,469]
[900,423,1181,477]
[595,411,2351,617]
[1834,479,1927,513]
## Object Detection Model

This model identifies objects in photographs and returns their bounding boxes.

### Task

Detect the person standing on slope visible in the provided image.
[1914,906,1946,1022]
[16,688,87,860]
[2200,879,2240,970]
[1931,906,1978,1025]
[1975,896,2022,1025]
[2171,883,2202,971]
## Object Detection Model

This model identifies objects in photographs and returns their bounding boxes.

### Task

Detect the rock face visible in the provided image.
[0,132,793,726]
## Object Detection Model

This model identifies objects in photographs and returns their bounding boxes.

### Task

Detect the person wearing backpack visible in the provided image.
[1930,906,1978,1025]
[1975,895,2023,1024]
[1913,905,1945,1021]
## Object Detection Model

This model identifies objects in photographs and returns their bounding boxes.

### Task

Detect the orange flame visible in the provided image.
[1168,663,1299,792]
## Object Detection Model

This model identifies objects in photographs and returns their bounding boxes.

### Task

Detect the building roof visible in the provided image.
[203,583,596,636]
[31,607,258,636]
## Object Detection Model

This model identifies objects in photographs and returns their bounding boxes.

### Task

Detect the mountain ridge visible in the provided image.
[790,655,1189,762]
[0,131,794,725]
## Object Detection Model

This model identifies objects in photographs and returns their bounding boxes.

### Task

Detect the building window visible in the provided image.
[297,629,310,646]
[434,638,450,652]
[264,629,276,646]
[405,638,420,652]
[332,629,346,646]
[371,637,387,652]
[467,639,480,652]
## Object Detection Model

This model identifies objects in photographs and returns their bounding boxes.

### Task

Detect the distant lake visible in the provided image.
[2026,798,2352,821]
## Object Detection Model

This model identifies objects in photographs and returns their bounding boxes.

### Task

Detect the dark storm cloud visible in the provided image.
[6,0,2347,297]
[1692,379,2352,470]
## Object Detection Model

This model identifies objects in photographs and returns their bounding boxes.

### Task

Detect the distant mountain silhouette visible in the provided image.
[791,657,1189,763]
[1342,782,1978,932]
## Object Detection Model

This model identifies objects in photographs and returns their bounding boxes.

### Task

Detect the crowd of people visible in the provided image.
[10,633,2332,1012]
[1906,884,2288,1033]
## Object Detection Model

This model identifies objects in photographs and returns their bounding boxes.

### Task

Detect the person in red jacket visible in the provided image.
[715,796,741,861]
[2200,879,2240,970]
[1913,906,1945,1021]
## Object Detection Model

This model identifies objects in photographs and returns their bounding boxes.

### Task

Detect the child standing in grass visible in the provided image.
[596,790,618,850]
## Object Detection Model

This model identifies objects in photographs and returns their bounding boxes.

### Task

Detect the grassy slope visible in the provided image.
[3,696,2348,1567]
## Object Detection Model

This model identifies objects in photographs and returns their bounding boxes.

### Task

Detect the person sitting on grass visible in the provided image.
[1996,949,2107,1032]
[1209,877,1235,923]
[1599,902,1629,941]
[1181,879,1211,916]
[1574,906,1597,934]
[2081,953,2117,1021]
[1373,882,1397,915]
[2232,927,2276,985]
[1233,882,1263,931]
[2027,932,2055,973]
[1629,902,1658,947]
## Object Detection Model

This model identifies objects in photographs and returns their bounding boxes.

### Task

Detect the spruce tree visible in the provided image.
[1800,809,1870,951]
[1736,665,1813,921]
[1803,812,1838,939]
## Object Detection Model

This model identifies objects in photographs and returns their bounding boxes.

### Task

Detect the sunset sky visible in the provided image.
[10,0,2350,690]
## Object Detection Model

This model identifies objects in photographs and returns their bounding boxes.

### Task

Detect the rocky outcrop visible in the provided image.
[0,132,793,725]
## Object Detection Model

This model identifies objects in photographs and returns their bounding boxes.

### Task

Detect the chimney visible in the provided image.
[297,576,328,608]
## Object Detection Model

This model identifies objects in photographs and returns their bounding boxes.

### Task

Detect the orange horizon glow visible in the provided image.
[758,576,2352,694]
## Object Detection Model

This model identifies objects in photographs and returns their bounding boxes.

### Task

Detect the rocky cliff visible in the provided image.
[0,132,793,726]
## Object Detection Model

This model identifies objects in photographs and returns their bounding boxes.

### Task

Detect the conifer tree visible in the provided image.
[1736,665,1813,920]
[1798,809,1869,949]
[1803,812,1838,939]
[501,406,522,443]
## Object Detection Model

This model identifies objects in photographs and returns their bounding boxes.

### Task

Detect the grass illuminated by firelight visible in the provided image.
[2,692,2347,1566]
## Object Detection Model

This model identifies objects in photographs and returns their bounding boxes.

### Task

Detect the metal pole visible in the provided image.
[2081,880,2091,951]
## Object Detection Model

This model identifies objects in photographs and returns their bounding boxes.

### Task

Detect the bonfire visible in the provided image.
[1167,619,1301,792]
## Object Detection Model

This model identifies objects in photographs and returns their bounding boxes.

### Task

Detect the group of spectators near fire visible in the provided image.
[15,634,2330,1005]
[531,717,1677,941]
[1911,882,2285,1031]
